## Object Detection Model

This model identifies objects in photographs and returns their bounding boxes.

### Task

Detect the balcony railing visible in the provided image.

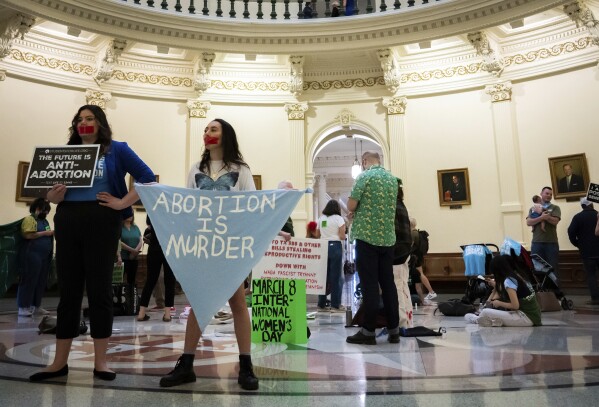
[119,0,441,20]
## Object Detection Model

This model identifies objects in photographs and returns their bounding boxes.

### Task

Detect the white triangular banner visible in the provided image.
[136,183,308,330]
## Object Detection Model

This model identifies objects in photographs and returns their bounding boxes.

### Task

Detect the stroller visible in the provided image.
[515,247,573,310]
[460,243,499,305]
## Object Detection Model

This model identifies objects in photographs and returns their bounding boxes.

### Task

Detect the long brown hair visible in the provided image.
[68,105,112,155]
[197,118,248,174]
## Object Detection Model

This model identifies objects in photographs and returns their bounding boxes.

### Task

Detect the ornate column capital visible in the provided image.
[382,96,408,115]
[284,102,308,120]
[485,81,512,102]
[85,89,112,109]
[0,12,35,59]
[289,55,305,97]
[187,100,211,118]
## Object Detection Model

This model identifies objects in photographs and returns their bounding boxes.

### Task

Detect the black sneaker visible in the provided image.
[159,355,196,388]
[346,331,376,345]
[388,333,400,343]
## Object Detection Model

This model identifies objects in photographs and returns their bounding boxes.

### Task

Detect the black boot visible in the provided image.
[238,355,259,390]
[159,354,196,388]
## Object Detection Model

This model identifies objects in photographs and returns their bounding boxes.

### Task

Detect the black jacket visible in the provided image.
[568,207,599,258]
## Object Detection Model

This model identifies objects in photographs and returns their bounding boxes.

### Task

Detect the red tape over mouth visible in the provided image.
[204,136,219,145]
[78,125,95,134]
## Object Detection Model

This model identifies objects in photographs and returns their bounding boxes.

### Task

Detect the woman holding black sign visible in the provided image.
[30,105,155,382]
[159,118,259,391]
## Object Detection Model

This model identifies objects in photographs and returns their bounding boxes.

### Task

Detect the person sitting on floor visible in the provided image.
[464,255,542,327]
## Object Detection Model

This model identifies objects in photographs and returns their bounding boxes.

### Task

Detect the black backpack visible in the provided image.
[436,299,476,316]
[416,230,429,256]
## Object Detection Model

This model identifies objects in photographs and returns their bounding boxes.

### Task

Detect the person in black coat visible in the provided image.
[567,198,599,304]
[303,2,313,19]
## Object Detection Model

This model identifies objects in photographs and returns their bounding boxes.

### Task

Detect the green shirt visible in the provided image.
[349,165,398,247]
[528,203,561,243]
[120,224,141,260]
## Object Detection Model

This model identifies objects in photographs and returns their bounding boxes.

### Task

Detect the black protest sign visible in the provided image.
[587,182,599,203]
[25,145,100,188]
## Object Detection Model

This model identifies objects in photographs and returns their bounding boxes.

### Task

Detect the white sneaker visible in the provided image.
[464,313,479,324]
[477,316,503,327]
[18,308,33,317]
[424,292,437,301]
[422,299,432,306]
[32,307,50,315]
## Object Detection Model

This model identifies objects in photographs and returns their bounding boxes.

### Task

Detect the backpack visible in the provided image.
[416,230,429,256]
[435,299,476,316]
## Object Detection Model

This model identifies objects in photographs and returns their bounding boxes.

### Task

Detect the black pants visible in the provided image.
[140,248,176,308]
[54,202,121,339]
[355,239,399,332]
[123,259,138,286]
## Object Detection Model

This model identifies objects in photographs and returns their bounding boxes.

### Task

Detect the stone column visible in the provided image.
[382,96,408,181]
[284,102,309,223]
[485,81,525,242]
[316,174,328,216]
[305,171,316,221]
[186,100,211,173]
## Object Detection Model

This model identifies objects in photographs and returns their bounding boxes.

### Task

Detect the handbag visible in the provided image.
[399,326,445,337]
[435,299,476,316]
[535,291,561,312]
[38,315,88,335]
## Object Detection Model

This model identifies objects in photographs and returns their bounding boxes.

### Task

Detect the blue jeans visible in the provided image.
[354,239,398,332]
[17,246,51,309]
[531,242,560,280]
[582,258,599,300]
[318,241,344,309]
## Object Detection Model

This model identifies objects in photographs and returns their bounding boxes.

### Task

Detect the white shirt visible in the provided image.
[317,214,345,241]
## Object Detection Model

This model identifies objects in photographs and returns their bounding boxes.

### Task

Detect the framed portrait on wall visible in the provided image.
[15,161,49,204]
[548,153,589,199]
[129,174,159,210]
[253,175,262,190]
[437,168,471,206]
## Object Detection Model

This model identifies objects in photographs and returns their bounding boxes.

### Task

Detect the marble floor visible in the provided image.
[1,279,598,406]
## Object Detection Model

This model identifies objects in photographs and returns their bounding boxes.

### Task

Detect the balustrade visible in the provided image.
[120,0,441,19]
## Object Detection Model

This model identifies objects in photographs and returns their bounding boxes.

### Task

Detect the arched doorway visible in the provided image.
[310,127,383,220]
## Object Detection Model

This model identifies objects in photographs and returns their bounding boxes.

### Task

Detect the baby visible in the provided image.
[529,195,546,232]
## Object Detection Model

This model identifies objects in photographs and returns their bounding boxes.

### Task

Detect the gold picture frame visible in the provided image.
[437,168,471,206]
[253,175,262,190]
[129,174,159,210]
[548,153,589,199]
[15,161,49,203]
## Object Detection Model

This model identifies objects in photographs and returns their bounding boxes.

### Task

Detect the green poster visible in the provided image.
[251,279,307,344]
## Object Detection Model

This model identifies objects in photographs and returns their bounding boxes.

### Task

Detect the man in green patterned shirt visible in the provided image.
[346,151,400,345]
